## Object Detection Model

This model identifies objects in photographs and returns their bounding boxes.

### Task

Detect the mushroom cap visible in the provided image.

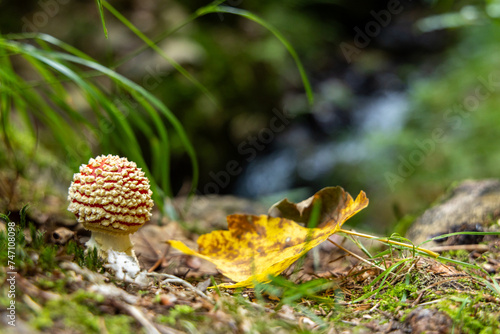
[67,155,154,235]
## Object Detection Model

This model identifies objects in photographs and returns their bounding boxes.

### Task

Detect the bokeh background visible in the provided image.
[1,0,500,233]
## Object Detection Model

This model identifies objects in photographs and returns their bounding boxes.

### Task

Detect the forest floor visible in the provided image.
[1,195,500,334]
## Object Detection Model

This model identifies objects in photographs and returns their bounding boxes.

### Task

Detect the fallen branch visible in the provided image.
[429,244,489,253]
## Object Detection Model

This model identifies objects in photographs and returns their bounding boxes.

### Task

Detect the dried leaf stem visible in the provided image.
[337,228,440,258]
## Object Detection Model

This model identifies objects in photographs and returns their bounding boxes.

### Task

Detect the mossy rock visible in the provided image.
[406,179,500,246]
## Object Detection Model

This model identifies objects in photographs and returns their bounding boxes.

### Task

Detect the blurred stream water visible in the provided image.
[235,90,409,198]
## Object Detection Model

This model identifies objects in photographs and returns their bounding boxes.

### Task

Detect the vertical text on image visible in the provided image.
[5,219,17,327]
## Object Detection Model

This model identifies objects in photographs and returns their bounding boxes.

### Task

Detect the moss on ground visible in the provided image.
[1,209,499,333]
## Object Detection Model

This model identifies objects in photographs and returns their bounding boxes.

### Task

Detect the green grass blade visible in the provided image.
[370,249,392,259]
[95,0,108,39]
[20,54,96,136]
[150,136,168,198]
[113,0,226,68]
[101,0,218,109]
[128,90,171,197]
[46,52,199,197]
[4,36,199,201]
[350,258,410,304]
[0,51,15,161]
[108,1,314,108]
[0,38,136,191]
[0,47,36,139]
[344,234,374,259]
[419,231,500,247]
[0,61,81,163]
[6,33,95,62]
[436,254,484,270]
[4,40,155,192]
[205,5,314,106]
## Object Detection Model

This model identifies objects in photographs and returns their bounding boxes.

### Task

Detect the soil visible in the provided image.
[1,184,500,333]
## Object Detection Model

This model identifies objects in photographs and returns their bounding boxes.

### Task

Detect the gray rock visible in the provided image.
[406,179,500,246]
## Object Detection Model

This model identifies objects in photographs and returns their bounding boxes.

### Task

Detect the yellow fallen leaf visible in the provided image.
[167,187,368,288]
[269,186,362,227]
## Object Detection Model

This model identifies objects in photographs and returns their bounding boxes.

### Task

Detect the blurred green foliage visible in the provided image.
[365,15,500,228]
[1,0,500,232]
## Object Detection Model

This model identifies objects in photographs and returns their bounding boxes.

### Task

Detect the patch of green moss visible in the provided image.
[36,277,67,294]
[441,250,471,263]
[0,209,59,275]
[66,240,104,272]
[437,294,500,333]
[66,240,84,264]
[31,297,101,333]
[104,315,136,334]
[31,290,134,334]
[157,305,198,326]
[72,290,105,304]
[39,245,58,271]
[137,290,150,296]
[0,286,13,308]
[29,222,46,250]
[378,279,419,313]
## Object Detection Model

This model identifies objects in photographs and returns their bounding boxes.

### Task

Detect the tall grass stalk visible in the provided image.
[1,1,314,211]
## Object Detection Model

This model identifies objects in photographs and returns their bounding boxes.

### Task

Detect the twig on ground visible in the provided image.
[98,317,110,334]
[115,302,161,334]
[148,272,214,303]
[368,302,380,313]
[411,291,425,307]
[60,261,106,284]
[328,238,386,271]
[415,277,466,296]
[22,294,43,313]
[429,244,489,253]
[61,261,139,304]
[148,245,170,273]
[418,299,443,306]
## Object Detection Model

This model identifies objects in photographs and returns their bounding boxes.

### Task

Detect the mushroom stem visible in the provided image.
[86,231,136,259]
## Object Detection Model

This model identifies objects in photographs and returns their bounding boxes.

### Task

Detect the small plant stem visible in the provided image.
[337,228,440,258]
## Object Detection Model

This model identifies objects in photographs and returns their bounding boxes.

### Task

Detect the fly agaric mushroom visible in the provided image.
[67,154,154,258]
